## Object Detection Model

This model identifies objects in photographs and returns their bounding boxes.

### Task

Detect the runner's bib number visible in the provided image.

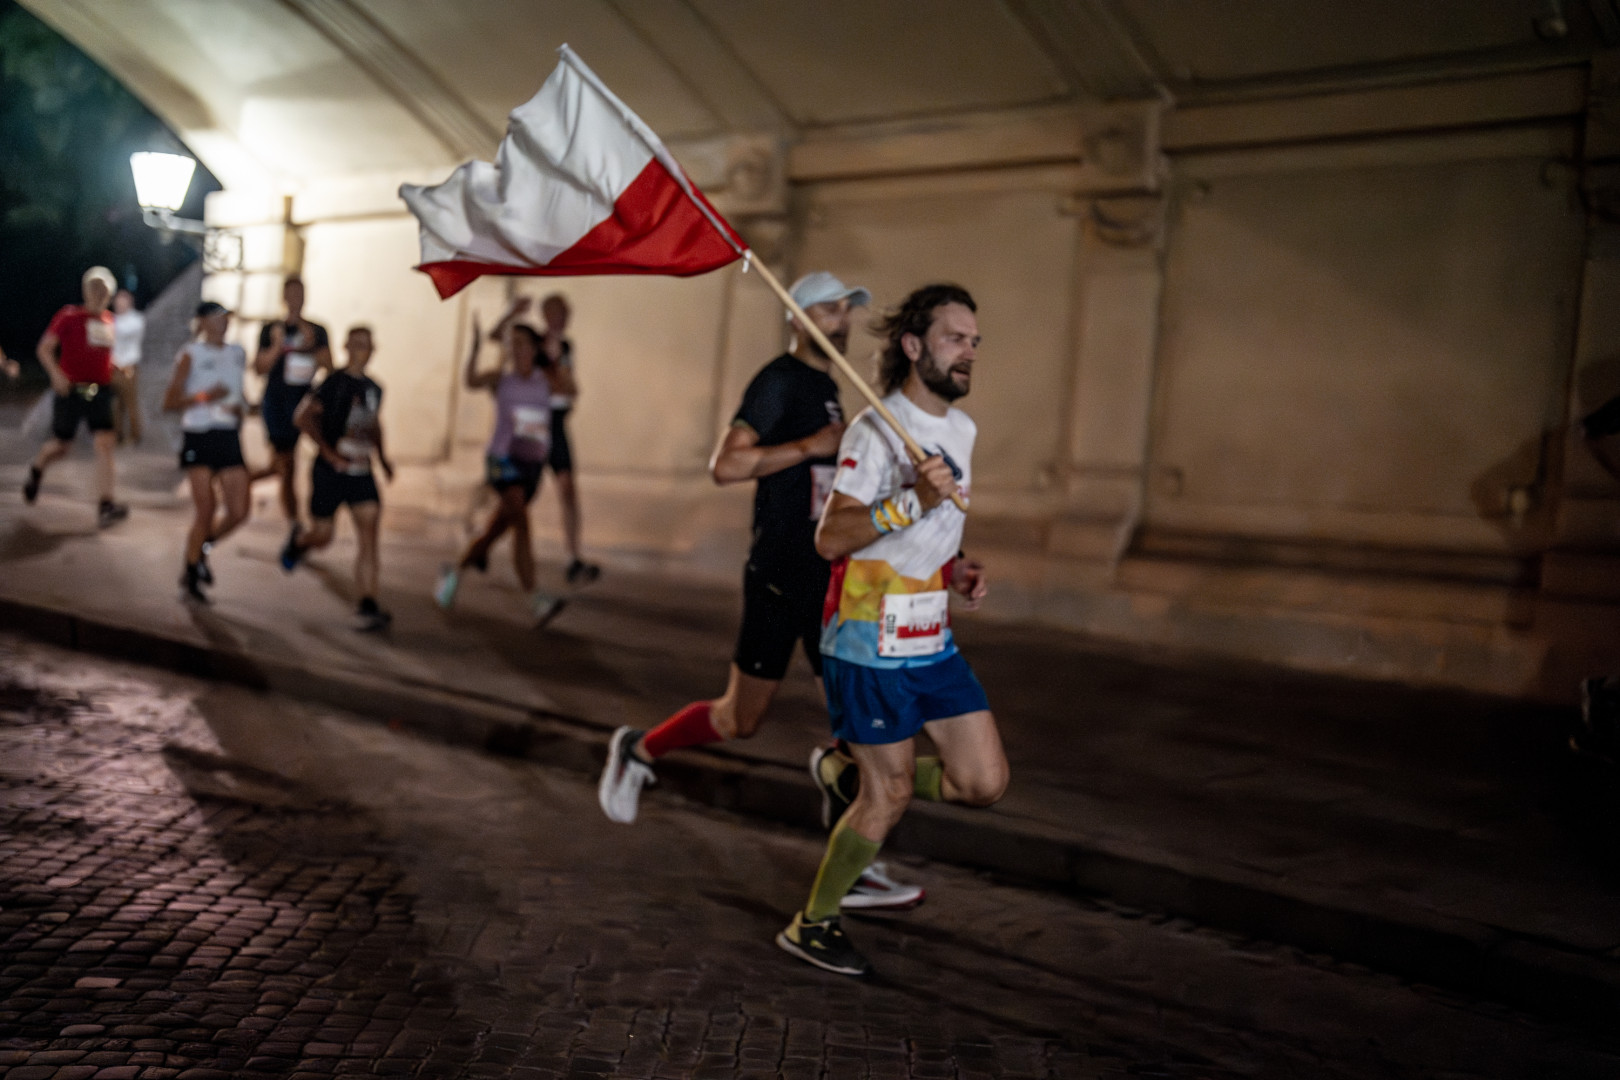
[336,437,372,475]
[283,352,317,386]
[810,464,836,520]
[86,320,115,348]
[877,590,948,658]
[512,405,549,442]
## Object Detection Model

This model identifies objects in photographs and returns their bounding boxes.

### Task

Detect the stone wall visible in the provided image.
[194,64,1620,701]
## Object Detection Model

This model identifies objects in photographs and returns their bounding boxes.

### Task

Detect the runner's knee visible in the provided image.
[952,761,1009,808]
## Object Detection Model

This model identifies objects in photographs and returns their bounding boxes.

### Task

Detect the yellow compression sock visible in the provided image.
[804,817,882,922]
[913,756,944,801]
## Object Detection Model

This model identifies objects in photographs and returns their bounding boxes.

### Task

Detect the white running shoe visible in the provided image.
[842,862,925,911]
[598,726,655,824]
[434,564,460,609]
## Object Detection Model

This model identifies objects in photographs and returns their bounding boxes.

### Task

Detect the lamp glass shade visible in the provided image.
[130,152,196,212]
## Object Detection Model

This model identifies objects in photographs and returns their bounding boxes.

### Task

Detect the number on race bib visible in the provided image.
[512,405,549,441]
[283,353,317,386]
[877,590,949,658]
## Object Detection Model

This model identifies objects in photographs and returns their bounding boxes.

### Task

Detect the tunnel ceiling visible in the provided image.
[18,0,1603,193]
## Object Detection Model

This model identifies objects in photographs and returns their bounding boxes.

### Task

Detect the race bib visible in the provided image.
[283,352,317,386]
[810,464,836,520]
[336,437,372,475]
[877,590,948,658]
[512,405,549,441]
[86,320,114,348]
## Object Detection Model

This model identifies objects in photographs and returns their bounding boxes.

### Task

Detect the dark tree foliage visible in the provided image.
[0,0,217,377]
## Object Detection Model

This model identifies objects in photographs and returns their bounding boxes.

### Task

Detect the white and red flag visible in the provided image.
[399,46,745,299]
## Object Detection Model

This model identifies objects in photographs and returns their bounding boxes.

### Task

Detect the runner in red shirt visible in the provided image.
[24,266,128,527]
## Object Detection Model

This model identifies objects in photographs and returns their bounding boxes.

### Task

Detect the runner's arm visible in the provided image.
[293,395,345,470]
[160,351,194,412]
[547,359,578,399]
[951,554,988,611]
[709,421,843,486]
[252,323,282,375]
[374,422,394,481]
[487,296,530,341]
[35,330,68,396]
[463,314,499,391]
[814,454,959,560]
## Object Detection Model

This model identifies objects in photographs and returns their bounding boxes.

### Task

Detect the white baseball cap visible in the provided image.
[788,271,871,320]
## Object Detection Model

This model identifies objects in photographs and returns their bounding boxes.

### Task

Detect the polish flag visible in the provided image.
[400,46,745,299]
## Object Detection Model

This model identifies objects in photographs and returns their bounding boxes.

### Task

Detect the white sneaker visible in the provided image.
[598,726,655,824]
[842,861,925,911]
[433,564,460,609]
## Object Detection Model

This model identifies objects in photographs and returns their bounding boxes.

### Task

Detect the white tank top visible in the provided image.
[180,342,247,432]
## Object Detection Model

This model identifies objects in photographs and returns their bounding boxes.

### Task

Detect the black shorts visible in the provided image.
[547,408,573,473]
[734,561,831,681]
[487,455,545,503]
[179,429,246,472]
[310,458,379,520]
[262,387,307,452]
[51,386,115,441]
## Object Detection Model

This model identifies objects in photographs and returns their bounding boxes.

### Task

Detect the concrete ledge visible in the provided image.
[4,594,1617,1031]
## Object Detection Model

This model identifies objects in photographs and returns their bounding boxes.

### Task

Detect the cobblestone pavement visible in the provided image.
[2,636,1617,1079]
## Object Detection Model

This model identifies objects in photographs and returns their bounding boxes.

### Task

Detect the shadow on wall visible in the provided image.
[1470,427,1562,555]
[1576,352,1620,433]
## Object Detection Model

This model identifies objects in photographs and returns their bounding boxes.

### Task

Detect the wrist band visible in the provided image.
[871,489,922,534]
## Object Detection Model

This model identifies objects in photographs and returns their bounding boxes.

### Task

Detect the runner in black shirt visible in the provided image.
[278,325,394,631]
[254,276,331,526]
[597,271,924,910]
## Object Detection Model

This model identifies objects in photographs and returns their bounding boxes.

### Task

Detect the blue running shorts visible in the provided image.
[822,652,990,746]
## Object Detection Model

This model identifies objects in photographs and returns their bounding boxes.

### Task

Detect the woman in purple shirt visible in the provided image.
[434,296,562,623]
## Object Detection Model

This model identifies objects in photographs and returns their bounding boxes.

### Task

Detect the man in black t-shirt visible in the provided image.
[278,325,394,632]
[596,272,924,910]
[254,276,332,525]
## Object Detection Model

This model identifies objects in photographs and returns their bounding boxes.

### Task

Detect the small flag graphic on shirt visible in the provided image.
[400,46,745,299]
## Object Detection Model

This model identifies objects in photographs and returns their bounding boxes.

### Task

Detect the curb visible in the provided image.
[3,595,1618,1030]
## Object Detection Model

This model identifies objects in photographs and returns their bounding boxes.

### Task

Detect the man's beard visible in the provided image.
[808,331,848,359]
[917,345,969,401]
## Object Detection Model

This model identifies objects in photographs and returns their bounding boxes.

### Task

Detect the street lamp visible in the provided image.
[129,151,241,271]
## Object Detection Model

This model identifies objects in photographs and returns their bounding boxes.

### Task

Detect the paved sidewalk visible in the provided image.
[2,441,1619,1028]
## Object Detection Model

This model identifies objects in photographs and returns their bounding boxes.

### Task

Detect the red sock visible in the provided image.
[640,701,720,759]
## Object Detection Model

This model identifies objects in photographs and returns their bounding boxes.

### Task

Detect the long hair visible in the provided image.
[873,284,976,395]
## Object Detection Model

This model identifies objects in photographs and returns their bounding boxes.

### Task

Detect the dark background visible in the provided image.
[0,0,217,382]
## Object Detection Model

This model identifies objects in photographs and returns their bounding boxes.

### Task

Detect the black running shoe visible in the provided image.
[23,466,41,504]
[776,912,870,976]
[810,745,859,830]
[179,564,209,605]
[196,542,214,586]
[565,558,601,586]
[356,598,392,633]
[279,524,304,573]
[97,500,129,528]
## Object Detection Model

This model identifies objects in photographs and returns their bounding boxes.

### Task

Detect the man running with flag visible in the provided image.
[776,284,1008,976]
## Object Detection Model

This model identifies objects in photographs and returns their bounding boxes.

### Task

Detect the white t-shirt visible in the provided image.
[180,342,247,432]
[112,310,145,369]
[820,391,976,669]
